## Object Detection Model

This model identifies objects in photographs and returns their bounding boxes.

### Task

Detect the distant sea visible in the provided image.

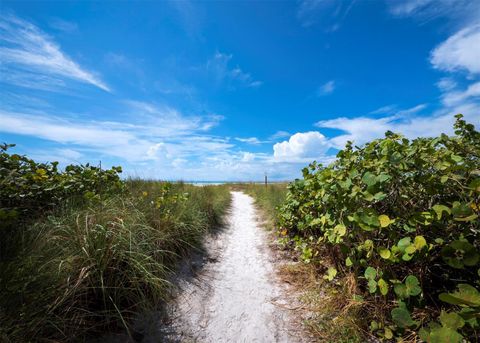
[184,181,269,186]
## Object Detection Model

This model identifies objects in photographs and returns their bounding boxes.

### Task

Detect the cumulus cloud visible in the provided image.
[431,25,480,75]
[273,131,330,162]
[0,14,109,91]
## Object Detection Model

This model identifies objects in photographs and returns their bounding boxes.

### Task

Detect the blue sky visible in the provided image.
[1,0,479,181]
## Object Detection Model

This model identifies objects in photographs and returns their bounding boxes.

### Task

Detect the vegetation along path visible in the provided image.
[163,191,307,342]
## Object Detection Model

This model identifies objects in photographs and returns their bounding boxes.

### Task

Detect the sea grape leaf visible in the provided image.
[391,307,417,328]
[378,214,392,228]
[362,172,377,187]
[405,275,422,296]
[345,257,353,267]
[384,327,393,339]
[379,248,391,259]
[398,237,412,252]
[429,327,463,343]
[442,240,480,269]
[432,204,451,220]
[394,283,408,299]
[368,279,377,293]
[414,235,427,250]
[323,267,338,281]
[364,266,377,280]
[378,278,388,295]
[334,224,346,237]
[439,311,465,330]
[373,192,386,201]
[405,245,416,254]
[439,284,480,307]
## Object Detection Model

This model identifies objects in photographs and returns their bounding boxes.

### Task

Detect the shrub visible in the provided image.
[278,114,479,341]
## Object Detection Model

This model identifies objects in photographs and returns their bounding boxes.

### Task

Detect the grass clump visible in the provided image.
[0,145,231,342]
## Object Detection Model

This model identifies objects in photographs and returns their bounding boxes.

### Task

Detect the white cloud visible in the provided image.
[441,82,480,106]
[431,25,480,75]
[315,107,480,150]
[49,18,78,33]
[370,104,398,115]
[317,80,336,96]
[269,130,291,140]
[436,77,457,92]
[389,0,444,17]
[235,137,264,145]
[207,51,262,89]
[0,13,109,91]
[388,0,480,26]
[241,152,256,162]
[297,0,356,30]
[273,131,330,162]
[0,101,229,164]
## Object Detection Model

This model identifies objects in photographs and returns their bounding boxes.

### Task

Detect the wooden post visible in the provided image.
[264,172,267,187]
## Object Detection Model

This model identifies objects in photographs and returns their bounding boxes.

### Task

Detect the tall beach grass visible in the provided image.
[1,179,231,342]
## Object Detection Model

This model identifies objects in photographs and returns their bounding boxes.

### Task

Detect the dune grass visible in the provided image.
[0,179,231,342]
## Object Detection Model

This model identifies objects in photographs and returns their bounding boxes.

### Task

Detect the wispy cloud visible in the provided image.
[235,137,265,145]
[430,24,480,75]
[207,52,262,89]
[0,101,227,163]
[369,104,398,115]
[0,13,109,91]
[315,105,478,150]
[388,0,480,26]
[49,18,78,33]
[441,82,480,107]
[297,0,356,30]
[269,131,291,140]
[316,80,336,96]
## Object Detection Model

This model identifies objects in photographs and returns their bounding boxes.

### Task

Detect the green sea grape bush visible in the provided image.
[0,143,123,217]
[278,114,479,341]
[0,143,124,261]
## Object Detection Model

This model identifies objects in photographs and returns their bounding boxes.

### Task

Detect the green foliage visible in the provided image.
[277,115,480,341]
[0,146,232,341]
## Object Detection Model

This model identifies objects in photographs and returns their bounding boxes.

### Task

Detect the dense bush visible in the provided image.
[278,114,479,341]
[0,143,123,216]
[0,146,231,341]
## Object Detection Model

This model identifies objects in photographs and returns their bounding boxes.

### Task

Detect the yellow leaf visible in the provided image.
[379,248,391,259]
[414,235,427,250]
[379,214,392,228]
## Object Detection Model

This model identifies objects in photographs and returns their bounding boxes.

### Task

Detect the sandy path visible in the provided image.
[160,191,306,342]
